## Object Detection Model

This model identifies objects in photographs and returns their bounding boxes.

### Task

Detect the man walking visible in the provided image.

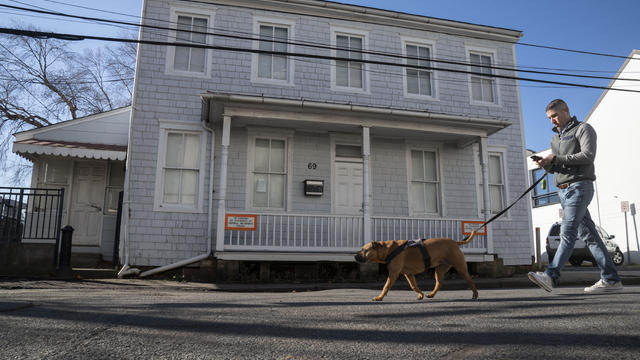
[528,99,622,293]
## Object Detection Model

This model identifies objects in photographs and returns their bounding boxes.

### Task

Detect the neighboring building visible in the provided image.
[11,107,130,260]
[90,0,531,275]
[529,49,640,264]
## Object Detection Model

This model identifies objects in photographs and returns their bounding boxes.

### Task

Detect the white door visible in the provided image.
[334,161,363,214]
[69,162,106,246]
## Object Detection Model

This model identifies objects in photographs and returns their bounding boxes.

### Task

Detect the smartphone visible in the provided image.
[530,155,542,161]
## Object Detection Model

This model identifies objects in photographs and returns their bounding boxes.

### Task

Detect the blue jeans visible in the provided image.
[545,180,621,283]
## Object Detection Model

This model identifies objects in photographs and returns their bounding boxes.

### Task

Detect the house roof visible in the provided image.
[12,106,130,161]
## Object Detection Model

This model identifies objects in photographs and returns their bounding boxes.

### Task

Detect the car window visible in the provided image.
[549,224,561,236]
[597,226,610,239]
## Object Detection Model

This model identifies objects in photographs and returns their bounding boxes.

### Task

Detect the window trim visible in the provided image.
[165,5,216,78]
[330,26,370,94]
[406,141,444,217]
[531,168,560,207]
[401,37,438,101]
[465,46,500,106]
[245,128,294,212]
[251,15,296,86]
[154,120,207,213]
[474,145,509,219]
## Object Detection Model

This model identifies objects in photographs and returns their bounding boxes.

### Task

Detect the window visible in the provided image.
[105,161,125,214]
[166,6,214,76]
[531,168,559,207]
[405,43,434,97]
[155,122,206,212]
[469,52,496,103]
[258,24,289,80]
[252,138,286,209]
[331,27,368,92]
[478,152,506,214]
[410,150,440,214]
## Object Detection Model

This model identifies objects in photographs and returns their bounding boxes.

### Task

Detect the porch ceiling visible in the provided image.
[203,93,512,145]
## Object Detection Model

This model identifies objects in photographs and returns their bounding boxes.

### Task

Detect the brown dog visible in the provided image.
[354,231,479,301]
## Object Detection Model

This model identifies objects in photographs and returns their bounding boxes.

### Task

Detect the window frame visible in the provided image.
[466,46,500,106]
[154,120,207,213]
[474,145,509,219]
[531,168,560,207]
[401,37,438,101]
[330,26,370,94]
[165,5,215,78]
[406,142,444,217]
[251,15,296,86]
[245,128,294,212]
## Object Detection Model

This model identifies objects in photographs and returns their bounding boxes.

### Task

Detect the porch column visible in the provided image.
[215,115,231,252]
[478,136,494,253]
[362,126,371,244]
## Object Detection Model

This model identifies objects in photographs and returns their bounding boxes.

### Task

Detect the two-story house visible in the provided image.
[119,0,532,278]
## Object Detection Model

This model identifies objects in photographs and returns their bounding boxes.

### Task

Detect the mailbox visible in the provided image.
[303,179,324,196]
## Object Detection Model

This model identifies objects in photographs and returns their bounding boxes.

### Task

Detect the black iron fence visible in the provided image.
[0,187,65,267]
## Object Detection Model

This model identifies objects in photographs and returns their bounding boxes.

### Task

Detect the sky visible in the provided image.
[1,0,639,184]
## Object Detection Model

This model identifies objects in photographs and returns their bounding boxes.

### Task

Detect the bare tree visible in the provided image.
[0,25,136,185]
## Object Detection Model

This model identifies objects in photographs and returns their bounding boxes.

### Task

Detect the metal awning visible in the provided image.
[13,139,127,161]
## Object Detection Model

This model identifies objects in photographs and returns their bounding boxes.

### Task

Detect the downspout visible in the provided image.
[117,0,147,278]
[137,119,216,278]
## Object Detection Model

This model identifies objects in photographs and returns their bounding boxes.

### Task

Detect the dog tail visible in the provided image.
[457,230,477,246]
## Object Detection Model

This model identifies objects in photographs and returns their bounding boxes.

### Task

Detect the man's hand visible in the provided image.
[536,154,555,167]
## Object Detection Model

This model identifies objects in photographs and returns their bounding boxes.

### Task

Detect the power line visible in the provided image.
[29,0,634,74]
[2,3,639,84]
[24,0,640,64]
[2,27,639,94]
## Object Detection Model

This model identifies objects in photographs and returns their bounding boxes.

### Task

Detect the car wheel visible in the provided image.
[569,258,583,267]
[612,250,624,266]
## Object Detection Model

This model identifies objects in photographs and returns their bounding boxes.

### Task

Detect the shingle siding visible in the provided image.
[127,0,531,266]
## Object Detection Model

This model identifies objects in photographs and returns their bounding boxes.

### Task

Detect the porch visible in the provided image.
[204,93,510,263]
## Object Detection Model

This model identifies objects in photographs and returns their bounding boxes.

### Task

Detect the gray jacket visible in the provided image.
[547,117,597,186]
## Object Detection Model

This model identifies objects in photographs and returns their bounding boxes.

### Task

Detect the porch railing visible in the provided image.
[223,212,486,253]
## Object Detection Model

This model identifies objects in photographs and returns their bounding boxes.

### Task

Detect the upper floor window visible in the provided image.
[331,27,368,92]
[469,51,496,103]
[166,6,214,77]
[531,168,559,207]
[405,43,435,98]
[409,149,440,215]
[336,34,363,88]
[258,24,289,80]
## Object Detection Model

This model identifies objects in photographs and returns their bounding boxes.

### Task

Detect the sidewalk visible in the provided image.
[2,266,640,292]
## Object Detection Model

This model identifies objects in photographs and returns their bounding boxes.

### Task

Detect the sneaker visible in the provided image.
[528,271,553,292]
[584,279,623,293]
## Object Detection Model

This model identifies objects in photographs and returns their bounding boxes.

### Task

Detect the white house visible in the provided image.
[529,49,640,264]
[11,107,130,261]
[114,0,533,279]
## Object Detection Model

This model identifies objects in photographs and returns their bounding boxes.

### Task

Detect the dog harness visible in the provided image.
[384,239,431,270]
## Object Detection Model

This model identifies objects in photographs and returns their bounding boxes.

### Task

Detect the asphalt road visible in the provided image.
[1,282,639,359]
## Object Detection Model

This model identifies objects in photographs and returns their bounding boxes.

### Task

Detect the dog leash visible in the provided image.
[462,170,549,241]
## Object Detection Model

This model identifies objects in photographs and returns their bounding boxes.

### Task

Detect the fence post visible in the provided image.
[57,225,74,278]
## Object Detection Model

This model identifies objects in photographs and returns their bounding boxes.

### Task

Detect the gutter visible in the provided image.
[201,92,512,133]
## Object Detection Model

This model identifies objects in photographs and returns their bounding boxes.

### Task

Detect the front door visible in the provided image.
[334,161,363,214]
[69,161,106,247]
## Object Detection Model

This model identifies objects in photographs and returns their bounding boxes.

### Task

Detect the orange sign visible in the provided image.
[461,221,486,236]
[225,214,257,231]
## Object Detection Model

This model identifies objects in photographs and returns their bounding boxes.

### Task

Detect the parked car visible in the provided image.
[546,222,624,266]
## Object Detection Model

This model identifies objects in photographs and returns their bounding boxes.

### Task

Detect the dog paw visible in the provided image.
[372,296,384,301]
[417,293,424,300]
[426,293,435,298]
